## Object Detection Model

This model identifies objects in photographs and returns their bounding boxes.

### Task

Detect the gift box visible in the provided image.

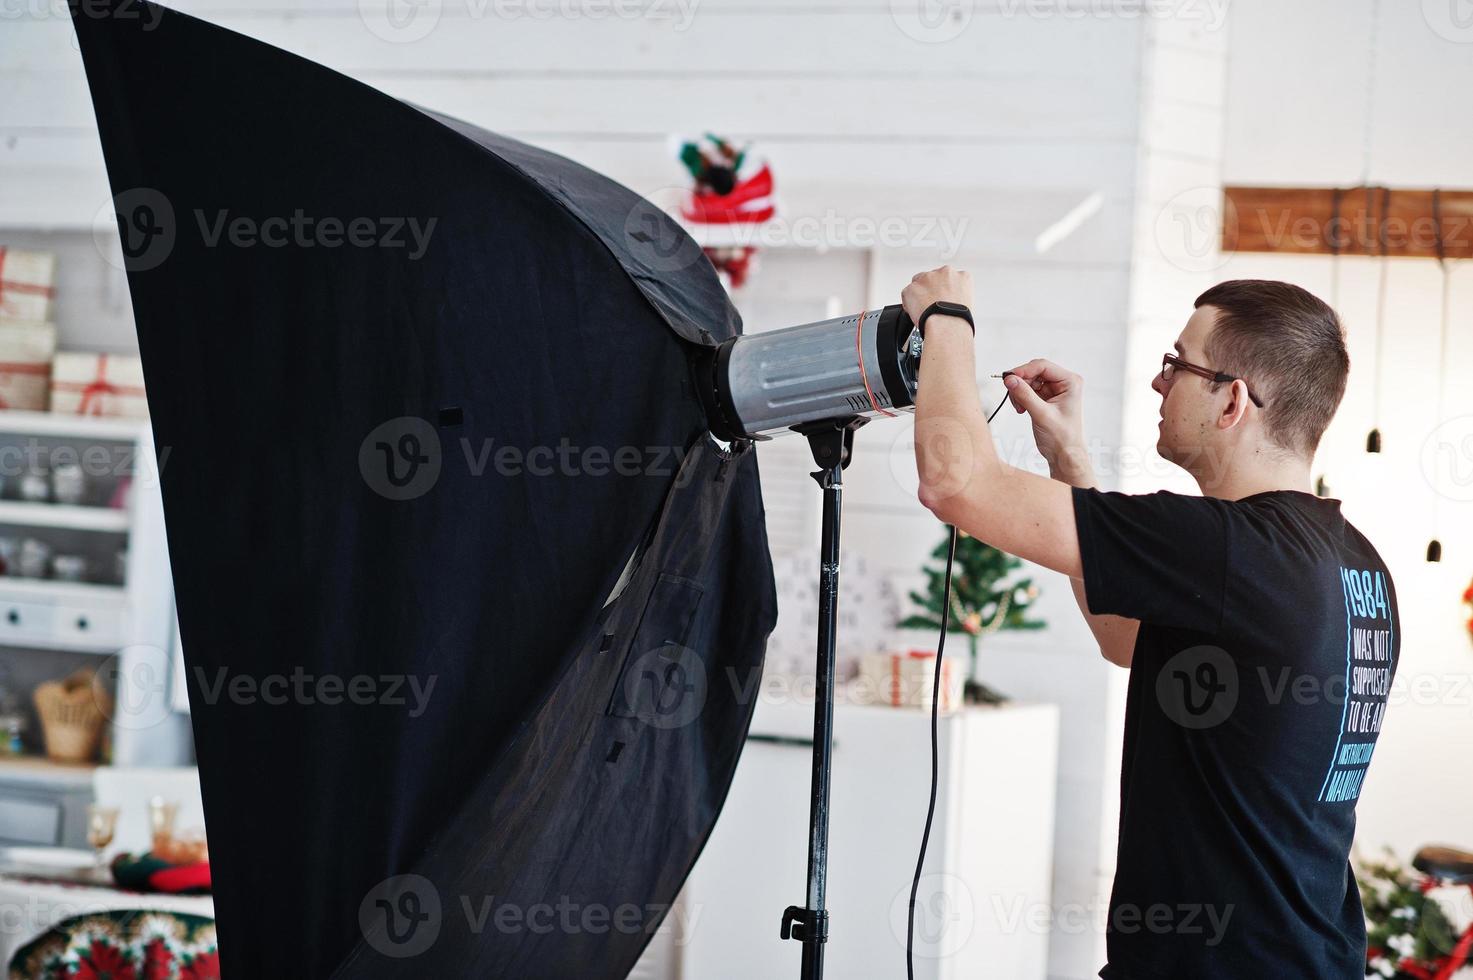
[0,248,57,324]
[0,321,56,412]
[859,649,964,713]
[50,351,149,419]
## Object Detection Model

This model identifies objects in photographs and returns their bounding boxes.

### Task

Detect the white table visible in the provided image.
[672,692,1060,980]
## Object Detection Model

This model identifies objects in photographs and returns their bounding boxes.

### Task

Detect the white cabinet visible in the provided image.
[675,695,1059,980]
[0,757,94,848]
[0,580,126,652]
[0,410,189,765]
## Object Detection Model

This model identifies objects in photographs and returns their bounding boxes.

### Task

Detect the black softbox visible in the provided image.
[70,3,778,976]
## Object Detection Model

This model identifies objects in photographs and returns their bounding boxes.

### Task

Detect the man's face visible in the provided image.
[1151,305,1227,471]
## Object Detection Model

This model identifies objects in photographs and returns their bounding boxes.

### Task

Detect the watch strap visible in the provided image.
[917,301,974,339]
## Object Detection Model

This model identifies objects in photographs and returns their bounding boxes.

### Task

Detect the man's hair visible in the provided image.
[1193,279,1349,456]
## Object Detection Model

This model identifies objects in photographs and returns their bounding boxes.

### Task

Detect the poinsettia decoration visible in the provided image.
[676,133,775,289]
[68,936,135,980]
[8,911,218,980]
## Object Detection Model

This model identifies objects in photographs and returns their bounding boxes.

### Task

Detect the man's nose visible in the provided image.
[1151,372,1166,397]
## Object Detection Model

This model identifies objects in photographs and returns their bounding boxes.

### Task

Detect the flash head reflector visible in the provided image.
[694,304,922,442]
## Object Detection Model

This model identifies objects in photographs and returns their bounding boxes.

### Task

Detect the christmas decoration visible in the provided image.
[1463,576,1473,646]
[675,133,774,290]
[8,910,219,980]
[50,351,148,418]
[859,649,964,712]
[0,247,58,324]
[0,320,55,411]
[1357,850,1468,979]
[898,529,1043,704]
[111,850,212,893]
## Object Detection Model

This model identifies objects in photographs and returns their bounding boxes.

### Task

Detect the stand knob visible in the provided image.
[780,905,829,943]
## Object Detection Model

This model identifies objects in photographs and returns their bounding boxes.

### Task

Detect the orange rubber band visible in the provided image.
[854,309,896,418]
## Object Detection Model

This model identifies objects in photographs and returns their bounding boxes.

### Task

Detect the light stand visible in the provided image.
[778,414,868,980]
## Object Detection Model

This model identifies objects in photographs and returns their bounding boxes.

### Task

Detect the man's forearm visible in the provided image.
[910,318,1061,554]
[1048,453,1097,492]
[904,268,1083,578]
[912,315,1005,509]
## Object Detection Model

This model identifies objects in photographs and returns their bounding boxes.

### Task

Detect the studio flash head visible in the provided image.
[694,304,922,442]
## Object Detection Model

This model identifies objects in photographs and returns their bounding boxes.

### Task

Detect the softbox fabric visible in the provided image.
[70,4,778,977]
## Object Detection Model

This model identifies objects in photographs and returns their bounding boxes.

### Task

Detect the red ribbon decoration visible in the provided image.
[680,165,775,225]
[0,248,58,313]
[51,354,147,416]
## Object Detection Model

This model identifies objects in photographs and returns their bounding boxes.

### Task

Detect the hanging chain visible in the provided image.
[1361,0,1381,186]
[1371,186,1390,432]
[1430,189,1452,548]
[1329,187,1343,311]
[1432,188,1451,418]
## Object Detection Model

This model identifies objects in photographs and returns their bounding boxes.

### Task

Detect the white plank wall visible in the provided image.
[2,6,1145,229]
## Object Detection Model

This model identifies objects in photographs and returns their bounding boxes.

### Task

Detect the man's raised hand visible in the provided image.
[900,266,974,326]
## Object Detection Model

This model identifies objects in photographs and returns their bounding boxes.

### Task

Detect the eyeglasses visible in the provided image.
[1161,353,1264,409]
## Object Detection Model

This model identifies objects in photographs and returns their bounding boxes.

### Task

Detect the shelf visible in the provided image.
[0,410,146,443]
[0,579,127,606]
[0,501,129,533]
[0,757,97,789]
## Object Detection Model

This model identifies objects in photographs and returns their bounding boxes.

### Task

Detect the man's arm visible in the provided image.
[1068,578,1138,667]
[901,262,1142,668]
[904,267,1082,580]
[1003,359,1139,667]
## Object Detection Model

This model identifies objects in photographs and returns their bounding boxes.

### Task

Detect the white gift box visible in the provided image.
[0,321,56,412]
[859,650,964,713]
[0,249,57,324]
[50,351,149,419]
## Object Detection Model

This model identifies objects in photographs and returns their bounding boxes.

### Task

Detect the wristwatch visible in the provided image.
[916,301,974,339]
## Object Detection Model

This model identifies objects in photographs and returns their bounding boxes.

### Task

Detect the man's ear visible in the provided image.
[1217,379,1252,431]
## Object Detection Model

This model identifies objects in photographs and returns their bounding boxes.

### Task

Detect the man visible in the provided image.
[902,268,1398,979]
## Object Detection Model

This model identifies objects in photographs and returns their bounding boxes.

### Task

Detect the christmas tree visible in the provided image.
[898,529,1044,704]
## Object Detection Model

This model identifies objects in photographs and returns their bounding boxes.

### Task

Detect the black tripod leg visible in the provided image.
[779,417,864,980]
[805,465,841,979]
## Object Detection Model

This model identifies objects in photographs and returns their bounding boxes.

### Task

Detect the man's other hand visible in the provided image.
[1003,359,1094,487]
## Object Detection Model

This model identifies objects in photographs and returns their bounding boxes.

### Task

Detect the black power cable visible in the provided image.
[906,387,1013,977]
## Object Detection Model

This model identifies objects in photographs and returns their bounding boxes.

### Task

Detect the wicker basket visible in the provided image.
[33,669,111,763]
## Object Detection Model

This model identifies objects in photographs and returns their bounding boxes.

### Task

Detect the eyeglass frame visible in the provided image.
[1160,353,1265,409]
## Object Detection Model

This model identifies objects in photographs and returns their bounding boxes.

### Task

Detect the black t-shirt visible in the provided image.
[1073,487,1399,980]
